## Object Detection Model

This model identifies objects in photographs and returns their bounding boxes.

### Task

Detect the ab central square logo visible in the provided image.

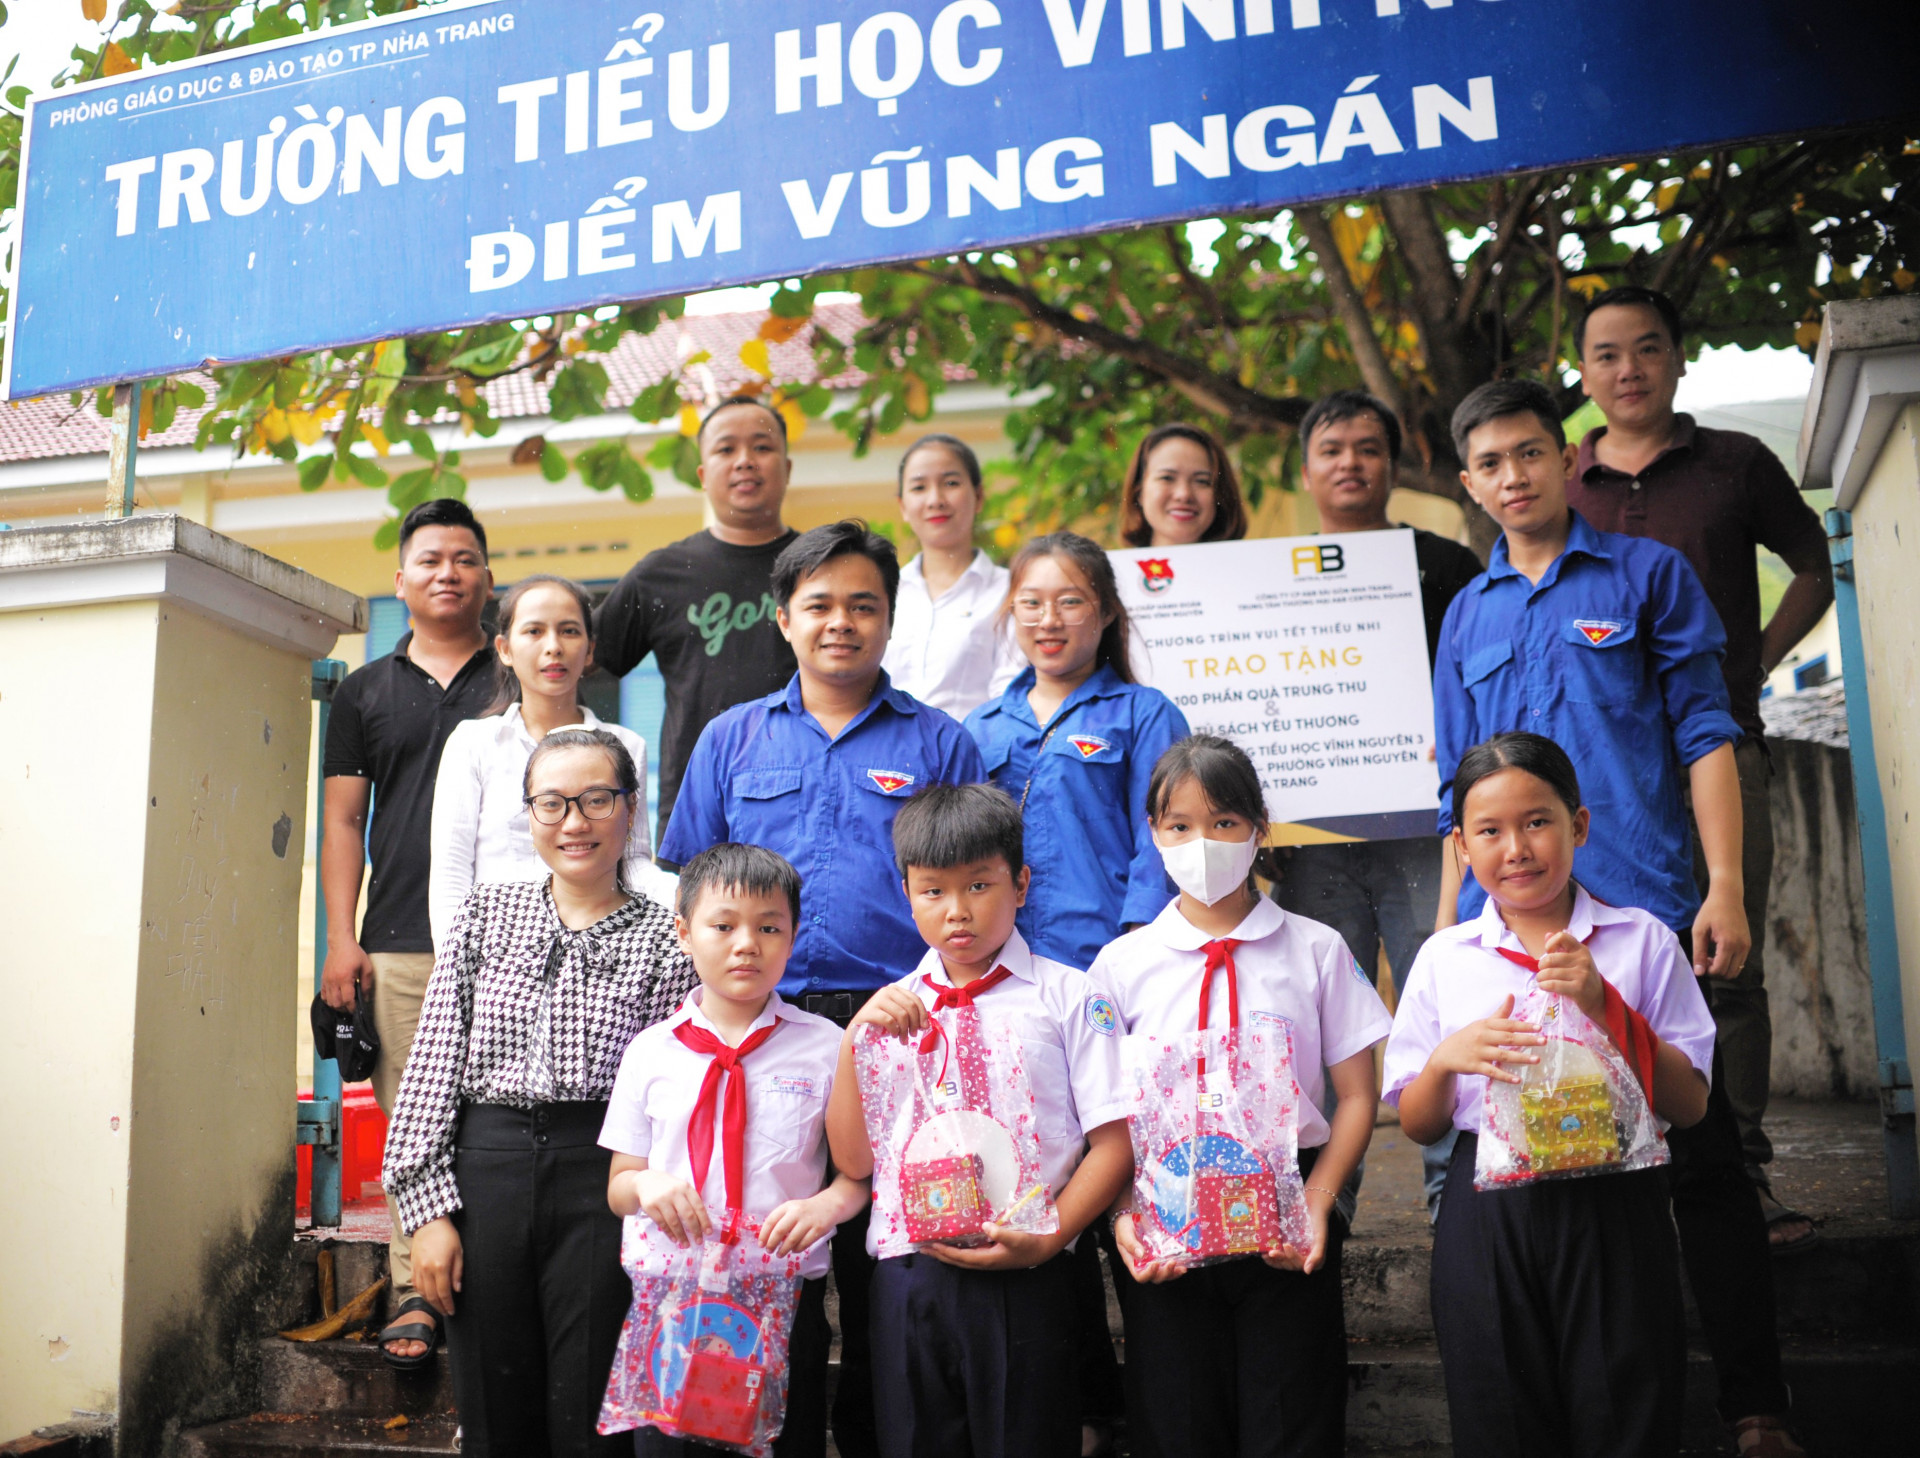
[1291,543,1347,576]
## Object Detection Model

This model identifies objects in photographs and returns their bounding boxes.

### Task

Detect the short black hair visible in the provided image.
[698,394,787,447]
[1450,378,1566,463]
[675,843,803,924]
[898,433,983,494]
[771,519,901,617]
[1147,734,1268,830]
[1573,285,1684,358]
[399,498,487,562]
[1299,389,1403,464]
[892,783,1024,877]
[1451,732,1583,829]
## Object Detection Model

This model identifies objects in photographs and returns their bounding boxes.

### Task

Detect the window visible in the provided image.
[1793,655,1830,691]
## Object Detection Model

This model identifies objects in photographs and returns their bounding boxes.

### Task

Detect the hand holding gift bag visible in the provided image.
[853,994,1059,1258]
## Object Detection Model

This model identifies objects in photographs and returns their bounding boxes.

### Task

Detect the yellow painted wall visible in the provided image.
[0,601,156,1437]
[1851,402,1920,1101]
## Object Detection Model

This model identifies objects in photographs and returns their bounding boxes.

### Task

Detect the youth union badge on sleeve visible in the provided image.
[1085,995,1119,1036]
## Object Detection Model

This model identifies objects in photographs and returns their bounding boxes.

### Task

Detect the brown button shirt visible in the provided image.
[1569,415,1828,739]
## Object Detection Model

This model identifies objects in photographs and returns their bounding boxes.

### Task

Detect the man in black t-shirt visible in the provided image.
[320,497,497,1366]
[597,396,801,851]
[1274,390,1483,1216]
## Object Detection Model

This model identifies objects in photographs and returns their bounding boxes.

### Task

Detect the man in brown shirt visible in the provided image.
[1570,286,1833,1250]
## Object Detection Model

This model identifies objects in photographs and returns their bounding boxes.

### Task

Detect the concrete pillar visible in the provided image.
[0,517,365,1453]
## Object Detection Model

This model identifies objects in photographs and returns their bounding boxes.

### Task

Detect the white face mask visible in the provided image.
[1157,833,1260,906]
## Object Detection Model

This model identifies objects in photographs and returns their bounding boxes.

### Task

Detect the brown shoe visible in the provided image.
[1733,1415,1807,1457]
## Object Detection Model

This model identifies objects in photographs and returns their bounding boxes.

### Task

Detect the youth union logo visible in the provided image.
[1137,558,1175,593]
[866,768,915,794]
[1574,619,1624,645]
[1067,735,1112,759]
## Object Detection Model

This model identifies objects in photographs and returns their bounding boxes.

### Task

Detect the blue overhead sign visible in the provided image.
[5,0,1915,398]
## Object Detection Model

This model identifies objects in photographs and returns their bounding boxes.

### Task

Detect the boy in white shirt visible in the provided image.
[602,844,867,1458]
[825,784,1133,1458]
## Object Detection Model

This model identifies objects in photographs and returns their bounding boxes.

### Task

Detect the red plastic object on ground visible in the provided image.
[296,1088,388,1215]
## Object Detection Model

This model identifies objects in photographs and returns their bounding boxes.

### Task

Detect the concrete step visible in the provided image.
[178,1416,458,1458]
[257,1340,453,1422]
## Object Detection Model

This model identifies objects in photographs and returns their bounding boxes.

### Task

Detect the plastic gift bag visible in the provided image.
[1121,1025,1312,1268]
[598,1219,804,1456]
[1474,983,1668,1191]
[853,1004,1059,1258]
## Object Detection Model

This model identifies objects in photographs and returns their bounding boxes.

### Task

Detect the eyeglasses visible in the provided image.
[1011,594,1096,626]
[524,788,627,824]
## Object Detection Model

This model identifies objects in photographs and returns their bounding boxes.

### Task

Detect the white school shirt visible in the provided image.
[881,549,1021,720]
[599,988,843,1278]
[428,705,660,951]
[1381,885,1717,1136]
[864,929,1132,1257]
[1090,897,1393,1150]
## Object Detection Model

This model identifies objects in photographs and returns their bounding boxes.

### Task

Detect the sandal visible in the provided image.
[1757,1186,1820,1256]
[378,1295,442,1370]
[1733,1415,1806,1456]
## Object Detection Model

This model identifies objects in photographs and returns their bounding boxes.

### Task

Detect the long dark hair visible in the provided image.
[1119,423,1249,548]
[1004,531,1137,684]
[1146,734,1268,832]
[486,574,596,716]
[1450,732,1583,829]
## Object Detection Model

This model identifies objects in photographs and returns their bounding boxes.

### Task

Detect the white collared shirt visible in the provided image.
[1381,885,1716,1136]
[881,549,1021,720]
[1090,897,1392,1149]
[599,989,843,1278]
[429,704,660,951]
[864,929,1131,1256]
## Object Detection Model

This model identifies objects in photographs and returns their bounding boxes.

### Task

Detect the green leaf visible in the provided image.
[540,441,568,482]
[348,456,387,487]
[547,360,610,422]
[150,390,177,432]
[670,434,700,488]
[373,517,401,552]
[172,379,207,409]
[769,285,814,319]
[797,384,833,416]
[297,455,331,491]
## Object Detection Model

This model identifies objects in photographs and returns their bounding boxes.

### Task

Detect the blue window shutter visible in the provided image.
[366,597,409,661]
[620,655,666,826]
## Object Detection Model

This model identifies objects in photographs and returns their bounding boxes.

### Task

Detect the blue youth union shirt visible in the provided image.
[964,663,1191,971]
[659,671,986,997]
[1432,511,1741,932]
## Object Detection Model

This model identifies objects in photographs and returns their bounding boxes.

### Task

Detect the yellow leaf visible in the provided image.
[992,522,1020,550]
[1654,179,1683,210]
[738,338,770,377]
[289,408,326,445]
[563,336,586,355]
[1566,274,1609,299]
[678,403,701,437]
[361,425,391,456]
[758,313,809,345]
[1794,319,1822,353]
[101,42,137,76]
[137,387,153,440]
[1328,206,1382,290]
[776,397,806,442]
[261,408,291,444]
[81,0,108,20]
[904,375,930,417]
[1895,268,1915,293]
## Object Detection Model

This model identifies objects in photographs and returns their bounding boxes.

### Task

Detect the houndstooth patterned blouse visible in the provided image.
[383,879,696,1233]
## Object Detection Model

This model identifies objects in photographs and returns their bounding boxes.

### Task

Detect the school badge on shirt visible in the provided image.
[1067,735,1113,759]
[1085,995,1119,1036]
[1573,619,1625,645]
[866,768,916,794]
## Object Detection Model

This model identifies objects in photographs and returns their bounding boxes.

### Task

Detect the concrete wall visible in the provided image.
[1766,736,1879,1100]
[1850,403,1920,1108]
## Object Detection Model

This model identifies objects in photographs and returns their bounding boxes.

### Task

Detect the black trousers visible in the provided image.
[633,1276,832,1458]
[446,1101,630,1458]
[870,1249,1080,1458]
[1073,1224,1125,1424]
[1665,963,1791,1421]
[1114,1219,1348,1457]
[1430,1133,1684,1458]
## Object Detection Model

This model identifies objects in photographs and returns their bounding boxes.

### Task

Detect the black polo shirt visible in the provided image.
[322,631,496,953]
[1411,526,1485,668]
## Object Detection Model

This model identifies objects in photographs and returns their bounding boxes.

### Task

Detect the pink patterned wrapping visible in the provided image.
[853,1006,1059,1259]
[1122,1025,1312,1269]
[598,1219,805,1456]
[1474,986,1668,1192]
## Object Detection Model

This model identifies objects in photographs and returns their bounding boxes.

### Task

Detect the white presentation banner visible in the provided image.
[1111,531,1440,843]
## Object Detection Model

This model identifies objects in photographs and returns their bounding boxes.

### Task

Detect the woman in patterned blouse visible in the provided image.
[383,727,696,1458]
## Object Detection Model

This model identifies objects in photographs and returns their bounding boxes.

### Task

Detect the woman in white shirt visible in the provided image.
[429,574,660,950]
[881,433,1021,720]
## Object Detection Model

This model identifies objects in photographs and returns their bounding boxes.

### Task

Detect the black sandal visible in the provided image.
[1757,1186,1820,1256]
[378,1296,442,1369]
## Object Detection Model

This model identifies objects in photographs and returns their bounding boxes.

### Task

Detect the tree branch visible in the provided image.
[1455,176,1542,330]
[1296,208,1407,418]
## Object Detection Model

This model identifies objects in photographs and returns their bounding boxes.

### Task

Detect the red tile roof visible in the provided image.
[0,300,965,466]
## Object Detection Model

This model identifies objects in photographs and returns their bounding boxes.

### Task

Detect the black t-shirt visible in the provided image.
[322,632,496,953]
[1411,526,1484,668]
[595,528,800,843]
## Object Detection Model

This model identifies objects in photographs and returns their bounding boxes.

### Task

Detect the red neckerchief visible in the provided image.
[1196,939,1242,1079]
[1494,941,1658,1094]
[918,965,1014,1085]
[673,1017,782,1238]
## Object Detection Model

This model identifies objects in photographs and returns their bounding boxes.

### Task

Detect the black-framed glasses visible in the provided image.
[523,788,627,825]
